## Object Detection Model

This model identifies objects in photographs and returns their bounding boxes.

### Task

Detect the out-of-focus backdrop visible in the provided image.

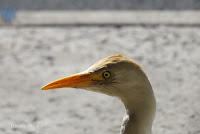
[1,0,200,10]
[0,1,200,134]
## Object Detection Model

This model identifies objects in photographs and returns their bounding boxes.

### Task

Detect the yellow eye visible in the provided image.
[102,71,111,79]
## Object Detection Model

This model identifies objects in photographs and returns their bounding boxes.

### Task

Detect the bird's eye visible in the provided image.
[102,71,112,79]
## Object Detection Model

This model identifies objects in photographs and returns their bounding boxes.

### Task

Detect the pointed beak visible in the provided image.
[42,72,104,90]
[42,72,102,90]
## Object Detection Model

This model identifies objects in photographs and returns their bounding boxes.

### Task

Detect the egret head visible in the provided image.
[42,54,153,101]
[42,54,156,134]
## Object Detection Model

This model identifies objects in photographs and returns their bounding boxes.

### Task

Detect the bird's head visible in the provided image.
[42,54,153,101]
[42,54,156,133]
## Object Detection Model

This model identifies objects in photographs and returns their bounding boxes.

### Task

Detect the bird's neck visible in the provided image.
[120,87,156,134]
[120,108,154,134]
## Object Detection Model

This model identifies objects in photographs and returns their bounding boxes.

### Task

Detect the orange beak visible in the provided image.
[42,72,103,90]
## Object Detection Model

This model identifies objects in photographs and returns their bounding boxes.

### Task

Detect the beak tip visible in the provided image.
[41,86,48,90]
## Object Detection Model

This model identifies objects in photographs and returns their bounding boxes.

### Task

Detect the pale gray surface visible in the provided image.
[6,11,200,26]
[0,26,200,134]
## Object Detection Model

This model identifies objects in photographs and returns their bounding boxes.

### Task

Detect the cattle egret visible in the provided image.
[42,54,156,134]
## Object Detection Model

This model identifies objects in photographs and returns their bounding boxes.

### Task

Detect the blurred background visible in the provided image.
[1,0,200,10]
[0,1,200,134]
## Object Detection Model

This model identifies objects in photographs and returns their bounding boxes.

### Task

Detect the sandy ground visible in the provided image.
[0,26,200,134]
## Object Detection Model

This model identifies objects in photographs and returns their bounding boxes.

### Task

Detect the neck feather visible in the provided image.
[120,86,156,134]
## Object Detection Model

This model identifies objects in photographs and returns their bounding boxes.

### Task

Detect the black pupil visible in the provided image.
[103,72,110,78]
